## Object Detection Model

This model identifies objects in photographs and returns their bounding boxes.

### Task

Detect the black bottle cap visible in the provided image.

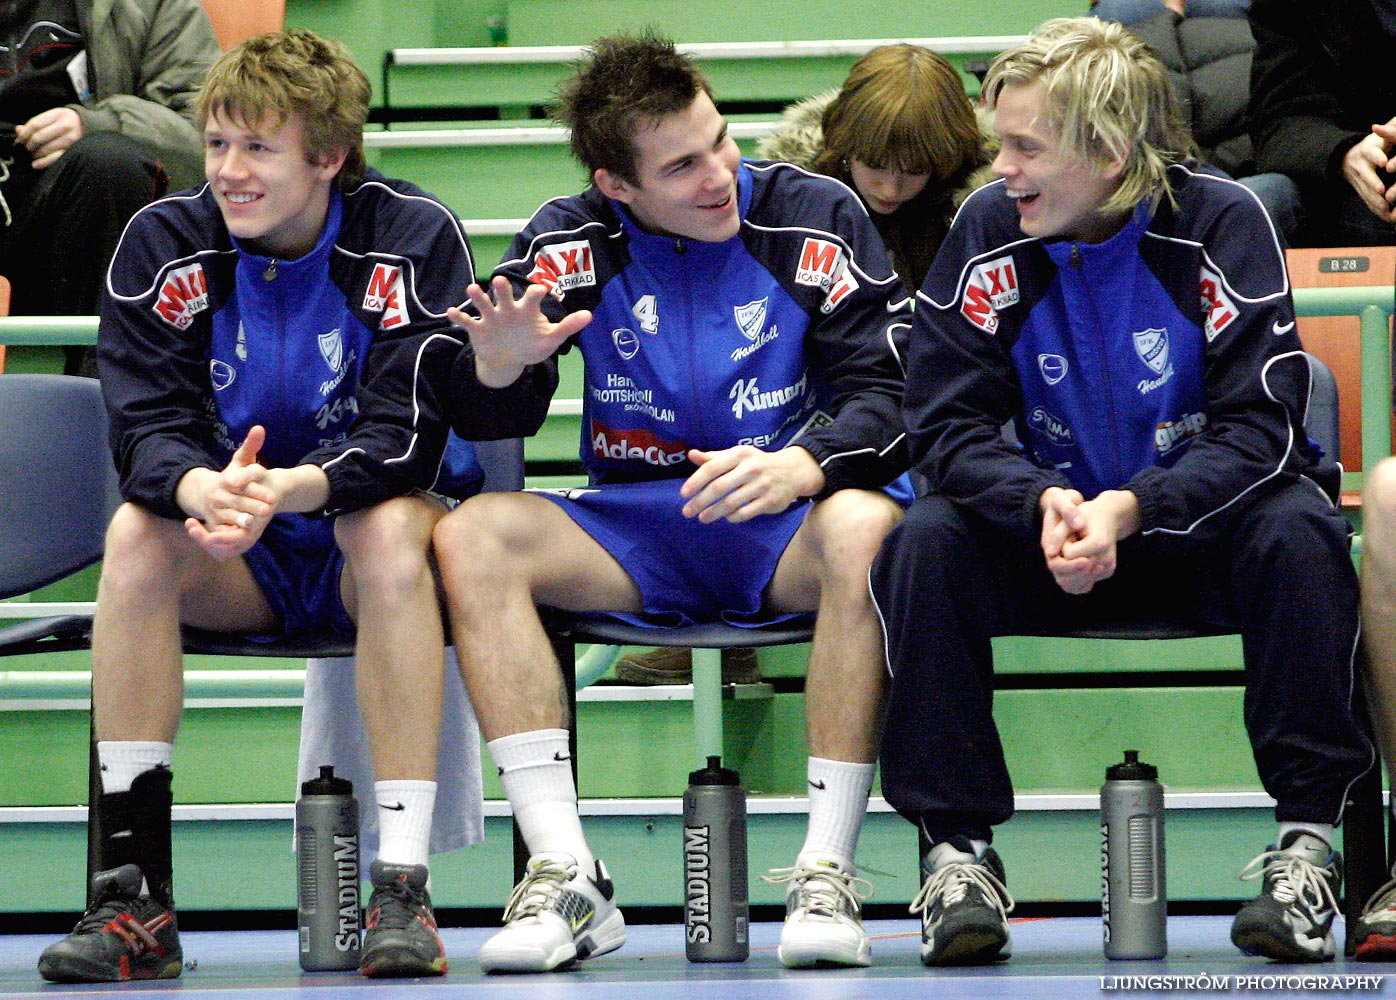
[1106,749,1158,781]
[688,754,741,786]
[300,764,353,797]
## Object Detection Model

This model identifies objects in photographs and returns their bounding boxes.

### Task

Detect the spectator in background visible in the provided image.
[1090,0,1249,24]
[1093,0,1302,241]
[1249,0,1396,246]
[758,44,995,293]
[0,0,219,374]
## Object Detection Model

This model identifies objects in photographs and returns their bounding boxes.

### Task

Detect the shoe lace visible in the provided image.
[70,891,170,957]
[501,856,575,923]
[1239,850,1337,914]
[72,895,134,935]
[372,878,430,930]
[1363,875,1396,918]
[761,864,873,918]
[910,860,1015,919]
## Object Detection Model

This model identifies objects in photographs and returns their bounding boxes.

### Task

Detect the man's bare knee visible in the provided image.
[337,496,441,594]
[100,504,193,593]
[434,493,538,585]
[812,489,904,570]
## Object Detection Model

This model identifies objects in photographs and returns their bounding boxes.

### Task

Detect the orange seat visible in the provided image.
[0,274,12,372]
[198,0,285,51]
[1287,246,1396,505]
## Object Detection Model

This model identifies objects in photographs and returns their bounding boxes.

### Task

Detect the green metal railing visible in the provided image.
[1291,286,1396,490]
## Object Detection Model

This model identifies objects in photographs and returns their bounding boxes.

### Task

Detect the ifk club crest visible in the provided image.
[1132,327,1169,374]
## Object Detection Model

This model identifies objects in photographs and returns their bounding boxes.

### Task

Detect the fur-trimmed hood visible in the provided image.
[756,89,1001,209]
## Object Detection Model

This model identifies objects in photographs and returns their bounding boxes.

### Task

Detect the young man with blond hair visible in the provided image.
[37,29,492,983]
[872,16,1371,967]
[438,30,910,974]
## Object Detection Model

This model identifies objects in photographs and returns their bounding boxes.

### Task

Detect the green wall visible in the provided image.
[285,0,1085,108]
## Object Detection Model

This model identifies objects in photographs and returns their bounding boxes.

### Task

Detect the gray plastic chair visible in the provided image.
[0,374,120,655]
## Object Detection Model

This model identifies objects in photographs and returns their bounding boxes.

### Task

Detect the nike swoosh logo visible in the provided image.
[809,779,827,791]
[1273,320,1295,336]
[380,802,406,811]
[569,909,594,934]
[554,751,572,762]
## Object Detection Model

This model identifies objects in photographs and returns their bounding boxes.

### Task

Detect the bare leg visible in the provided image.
[763,487,903,968]
[92,503,276,742]
[1362,458,1396,768]
[768,488,904,763]
[435,492,641,740]
[338,494,448,781]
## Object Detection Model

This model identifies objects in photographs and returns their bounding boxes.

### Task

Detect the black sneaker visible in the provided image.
[1231,831,1340,962]
[1355,872,1396,960]
[912,836,1014,966]
[360,861,447,978]
[37,865,182,983]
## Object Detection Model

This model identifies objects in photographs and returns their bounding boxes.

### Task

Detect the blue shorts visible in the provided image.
[534,479,809,629]
[243,512,353,638]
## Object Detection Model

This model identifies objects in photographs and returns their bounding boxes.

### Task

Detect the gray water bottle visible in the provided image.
[296,765,362,970]
[1101,750,1167,959]
[683,755,749,962]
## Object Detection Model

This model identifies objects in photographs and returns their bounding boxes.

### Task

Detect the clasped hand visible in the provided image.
[182,425,280,560]
[1343,117,1396,224]
[1039,487,1139,595]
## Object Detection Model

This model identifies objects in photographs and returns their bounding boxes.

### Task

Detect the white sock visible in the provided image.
[797,757,876,869]
[96,741,173,794]
[374,779,436,869]
[1278,822,1333,850]
[488,729,594,873]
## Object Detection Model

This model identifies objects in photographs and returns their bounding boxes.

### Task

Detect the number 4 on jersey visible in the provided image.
[633,294,659,335]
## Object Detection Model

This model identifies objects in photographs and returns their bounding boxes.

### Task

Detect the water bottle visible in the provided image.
[683,755,749,962]
[296,765,361,970]
[1101,750,1167,959]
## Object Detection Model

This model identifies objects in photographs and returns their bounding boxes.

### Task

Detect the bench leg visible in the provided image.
[85,710,101,908]
[1344,759,1387,955]
[692,647,723,768]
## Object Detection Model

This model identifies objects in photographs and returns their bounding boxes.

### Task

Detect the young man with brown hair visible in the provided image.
[37,29,492,983]
[438,29,911,974]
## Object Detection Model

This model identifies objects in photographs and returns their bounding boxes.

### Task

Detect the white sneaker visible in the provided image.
[478,852,626,974]
[762,854,873,968]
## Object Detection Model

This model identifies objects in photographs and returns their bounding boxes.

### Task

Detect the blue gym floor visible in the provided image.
[2,916,1393,999]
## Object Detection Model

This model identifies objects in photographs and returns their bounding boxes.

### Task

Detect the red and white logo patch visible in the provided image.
[362,263,409,330]
[152,263,209,330]
[590,418,688,467]
[529,240,595,299]
[794,237,859,314]
[1199,265,1237,342]
[960,255,1019,335]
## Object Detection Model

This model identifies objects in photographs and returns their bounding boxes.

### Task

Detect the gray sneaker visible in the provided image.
[912,836,1014,966]
[38,865,182,983]
[360,860,447,977]
[1230,831,1340,962]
